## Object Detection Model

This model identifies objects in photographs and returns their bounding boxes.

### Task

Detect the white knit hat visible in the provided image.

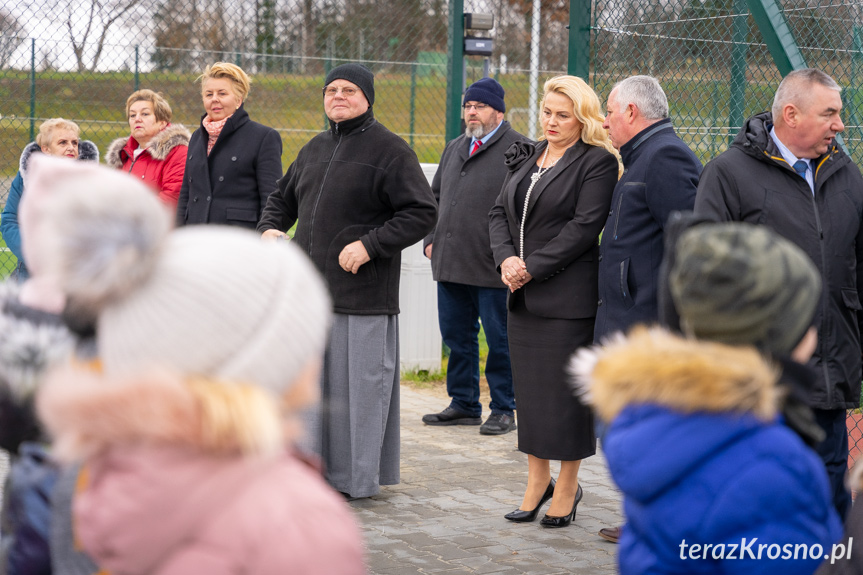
[26,155,332,394]
[94,227,332,393]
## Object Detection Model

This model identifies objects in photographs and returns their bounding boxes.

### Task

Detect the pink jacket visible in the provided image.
[38,374,367,575]
[106,125,190,207]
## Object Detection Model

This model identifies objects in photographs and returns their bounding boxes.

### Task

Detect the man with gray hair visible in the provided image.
[593,75,702,544]
[695,67,863,522]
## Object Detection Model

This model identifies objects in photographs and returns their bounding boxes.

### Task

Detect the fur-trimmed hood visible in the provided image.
[572,326,780,423]
[572,327,790,503]
[19,140,99,185]
[106,124,191,168]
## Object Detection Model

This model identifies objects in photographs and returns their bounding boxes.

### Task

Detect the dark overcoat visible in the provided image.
[176,104,282,229]
[594,119,702,341]
[424,122,531,288]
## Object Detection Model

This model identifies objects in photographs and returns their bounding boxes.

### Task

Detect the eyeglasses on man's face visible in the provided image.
[324,86,359,97]
[463,103,490,111]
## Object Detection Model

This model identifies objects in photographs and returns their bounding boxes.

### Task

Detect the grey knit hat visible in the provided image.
[669,222,821,355]
[325,63,375,106]
[95,228,332,394]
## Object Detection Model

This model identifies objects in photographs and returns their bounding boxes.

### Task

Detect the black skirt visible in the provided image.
[508,293,596,461]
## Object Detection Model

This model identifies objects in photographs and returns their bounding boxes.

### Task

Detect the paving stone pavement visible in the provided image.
[348,384,623,574]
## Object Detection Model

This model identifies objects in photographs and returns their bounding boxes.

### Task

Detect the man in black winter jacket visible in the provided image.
[258,64,437,499]
[695,68,863,521]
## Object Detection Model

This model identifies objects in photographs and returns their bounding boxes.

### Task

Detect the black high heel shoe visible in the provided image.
[504,478,556,522]
[540,484,583,528]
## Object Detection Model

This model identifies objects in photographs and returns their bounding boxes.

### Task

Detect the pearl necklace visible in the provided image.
[519,146,558,259]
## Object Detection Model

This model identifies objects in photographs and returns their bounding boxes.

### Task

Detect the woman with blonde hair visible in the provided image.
[1,118,98,280]
[489,75,619,528]
[107,89,190,207]
[177,62,282,229]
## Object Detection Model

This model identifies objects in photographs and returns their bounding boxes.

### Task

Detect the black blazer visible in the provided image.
[177,104,283,229]
[489,139,618,319]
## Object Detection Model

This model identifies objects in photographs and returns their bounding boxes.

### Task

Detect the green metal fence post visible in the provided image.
[29,39,35,143]
[323,59,332,131]
[728,0,748,145]
[567,0,591,80]
[134,45,140,91]
[850,27,862,150]
[746,0,806,77]
[445,0,464,143]
[409,61,417,149]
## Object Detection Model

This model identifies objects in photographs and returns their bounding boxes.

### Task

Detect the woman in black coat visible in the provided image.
[489,75,619,528]
[177,62,282,229]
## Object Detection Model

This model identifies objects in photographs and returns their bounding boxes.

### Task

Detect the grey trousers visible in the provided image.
[308,313,400,498]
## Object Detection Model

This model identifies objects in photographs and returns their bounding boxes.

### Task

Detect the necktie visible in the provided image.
[793,159,808,179]
[470,140,481,156]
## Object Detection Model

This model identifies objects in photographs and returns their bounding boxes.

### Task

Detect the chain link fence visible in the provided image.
[0,0,571,276]
[0,0,861,459]
[593,0,863,467]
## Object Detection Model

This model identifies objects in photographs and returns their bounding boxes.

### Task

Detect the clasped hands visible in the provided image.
[501,256,532,292]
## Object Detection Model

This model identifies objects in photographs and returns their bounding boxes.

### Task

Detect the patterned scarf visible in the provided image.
[202,115,231,156]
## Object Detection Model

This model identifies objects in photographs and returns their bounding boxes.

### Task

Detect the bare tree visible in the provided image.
[60,0,148,71]
[0,9,25,69]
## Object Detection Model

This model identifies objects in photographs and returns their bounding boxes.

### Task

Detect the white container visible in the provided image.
[398,164,441,372]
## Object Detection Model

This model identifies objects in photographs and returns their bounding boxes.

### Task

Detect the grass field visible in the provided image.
[8,68,862,182]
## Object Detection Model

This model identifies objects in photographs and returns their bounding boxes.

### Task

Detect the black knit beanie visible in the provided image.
[324,64,375,106]
[463,78,506,113]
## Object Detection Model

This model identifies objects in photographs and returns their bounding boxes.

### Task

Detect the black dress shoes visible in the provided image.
[422,406,482,426]
[540,483,583,528]
[480,413,517,435]
[504,478,555,522]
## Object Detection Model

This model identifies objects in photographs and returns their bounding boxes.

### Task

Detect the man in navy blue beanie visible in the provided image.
[422,78,528,435]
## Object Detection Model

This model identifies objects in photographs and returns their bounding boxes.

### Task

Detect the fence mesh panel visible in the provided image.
[593,0,863,467]
[0,0,860,460]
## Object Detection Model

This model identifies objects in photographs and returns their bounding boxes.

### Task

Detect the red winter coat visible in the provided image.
[107,124,191,207]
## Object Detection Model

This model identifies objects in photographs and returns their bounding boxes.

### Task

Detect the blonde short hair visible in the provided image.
[540,76,620,166]
[36,118,80,148]
[199,62,251,101]
[125,89,173,123]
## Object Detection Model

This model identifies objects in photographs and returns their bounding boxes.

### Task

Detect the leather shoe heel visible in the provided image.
[504,478,555,522]
[540,484,583,528]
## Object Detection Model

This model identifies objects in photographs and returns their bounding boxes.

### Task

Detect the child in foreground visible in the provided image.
[573,222,842,575]
[29,155,366,575]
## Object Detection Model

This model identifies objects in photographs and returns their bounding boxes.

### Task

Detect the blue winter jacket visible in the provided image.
[575,328,843,575]
[1,141,99,280]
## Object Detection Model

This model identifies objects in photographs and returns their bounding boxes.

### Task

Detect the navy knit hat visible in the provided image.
[463,78,505,113]
[324,64,375,106]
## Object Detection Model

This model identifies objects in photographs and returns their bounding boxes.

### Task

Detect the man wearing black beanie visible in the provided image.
[258,63,437,499]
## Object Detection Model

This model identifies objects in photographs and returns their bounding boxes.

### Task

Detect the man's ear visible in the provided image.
[782,103,799,128]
